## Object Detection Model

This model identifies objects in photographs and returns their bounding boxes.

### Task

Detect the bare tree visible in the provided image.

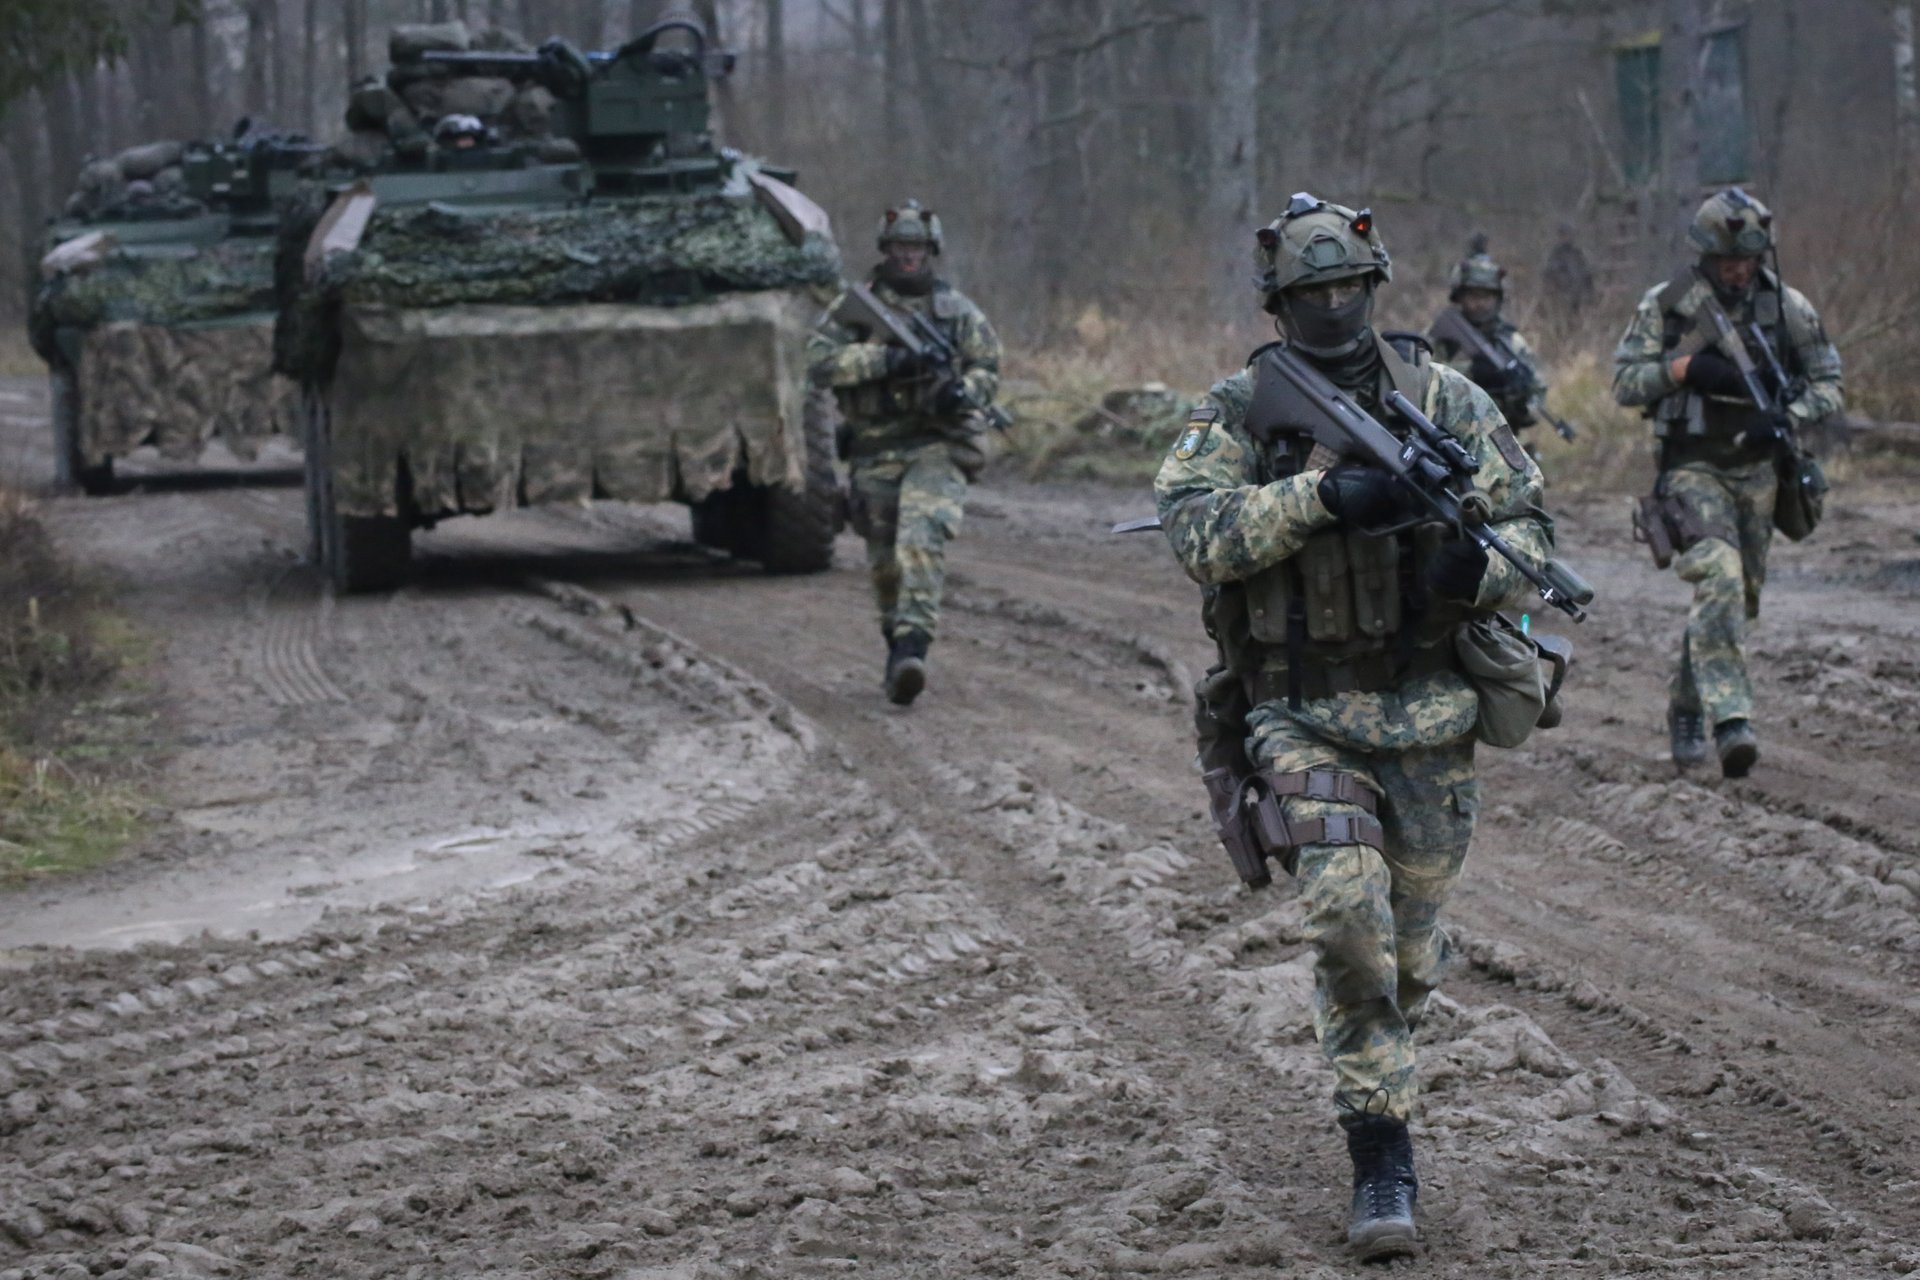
[1207,0,1258,296]
[1896,1,1920,207]
[1656,0,1706,263]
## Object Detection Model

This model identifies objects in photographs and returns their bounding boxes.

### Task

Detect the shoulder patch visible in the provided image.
[1174,407,1219,460]
[1490,422,1530,470]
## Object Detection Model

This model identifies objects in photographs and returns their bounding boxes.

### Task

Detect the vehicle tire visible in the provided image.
[688,483,762,557]
[49,366,114,496]
[305,388,411,593]
[754,388,841,575]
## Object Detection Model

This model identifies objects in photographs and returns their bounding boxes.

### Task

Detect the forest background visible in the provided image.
[4,0,1920,448]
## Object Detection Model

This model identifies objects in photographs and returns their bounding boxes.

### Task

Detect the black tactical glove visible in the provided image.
[882,345,925,379]
[1680,349,1750,400]
[1467,354,1516,393]
[1317,464,1412,528]
[931,377,973,416]
[1427,535,1491,603]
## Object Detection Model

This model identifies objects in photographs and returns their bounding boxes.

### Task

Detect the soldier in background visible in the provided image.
[1156,194,1554,1260]
[808,201,1003,706]
[1429,236,1550,448]
[1613,188,1842,776]
[1543,222,1597,317]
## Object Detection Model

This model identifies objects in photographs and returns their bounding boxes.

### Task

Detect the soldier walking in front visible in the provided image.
[1155,195,1559,1260]
[808,201,1003,705]
[1613,189,1842,777]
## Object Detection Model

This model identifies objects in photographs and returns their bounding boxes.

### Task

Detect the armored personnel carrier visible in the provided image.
[30,128,319,493]
[278,17,844,592]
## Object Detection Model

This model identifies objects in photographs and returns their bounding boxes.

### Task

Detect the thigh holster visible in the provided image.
[1204,766,1384,888]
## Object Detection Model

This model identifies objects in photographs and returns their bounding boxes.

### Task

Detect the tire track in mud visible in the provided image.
[589,553,1920,1274]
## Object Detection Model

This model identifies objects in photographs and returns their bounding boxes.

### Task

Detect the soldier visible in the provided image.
[1156,194,1555,1260]
[808,200,1003,705]
[1613,188,1842,776]
[1429,236,1549,444]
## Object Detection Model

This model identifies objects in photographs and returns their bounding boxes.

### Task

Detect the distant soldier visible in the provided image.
[433,114,487,150]
[1157,194,1558,1261]
[807,200,1003,705]
[1613,188,1842,776]
[1428,236,1555,447]
[1543,221,1597,316]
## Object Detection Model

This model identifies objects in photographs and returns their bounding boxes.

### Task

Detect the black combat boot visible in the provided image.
[1668,704,1708,767]
[1340,1114,1419,1262]
[884,629,931,706]
[1715,718,1758,778]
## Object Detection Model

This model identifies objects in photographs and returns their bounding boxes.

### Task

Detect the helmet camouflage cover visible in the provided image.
[1254,192,1391,308]
[876,198,943,254]
[1690,187,1773,257]
[1447,233,1505,298]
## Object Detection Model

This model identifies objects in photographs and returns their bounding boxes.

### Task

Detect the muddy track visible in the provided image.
[2,379,1919,1277]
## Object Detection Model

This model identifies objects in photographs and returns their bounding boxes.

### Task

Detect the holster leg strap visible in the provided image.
[1260,767,1380,815]
[1256,767,1386,854]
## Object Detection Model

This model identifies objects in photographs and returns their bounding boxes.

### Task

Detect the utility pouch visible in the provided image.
[1453,614,1550,749]
[1773,444,1828,542]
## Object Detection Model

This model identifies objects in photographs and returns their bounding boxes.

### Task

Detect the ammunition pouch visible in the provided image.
[1772,441,1827,542]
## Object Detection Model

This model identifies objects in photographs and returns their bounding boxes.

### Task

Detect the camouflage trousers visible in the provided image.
[1247,709,1479,1124]
[848,441,968,641]
[1662,460,1776,726]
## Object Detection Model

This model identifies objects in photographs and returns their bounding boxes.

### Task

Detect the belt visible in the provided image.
[1244,642,1453,706]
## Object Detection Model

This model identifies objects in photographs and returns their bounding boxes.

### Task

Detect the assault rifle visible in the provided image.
[1113,346,1594,621]
[1691,283,1802,452]
[1429,306,1578,441]
[837,281,1013,431]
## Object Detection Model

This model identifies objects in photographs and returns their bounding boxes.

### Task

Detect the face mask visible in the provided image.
[877,249,935,295]
[1280,283,1373,358]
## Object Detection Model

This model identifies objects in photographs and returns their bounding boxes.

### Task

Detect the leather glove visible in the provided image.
[1680,349,1750,399]
[882,345,925,379]
[1427,536,1491,603]
[1316,464,1412,528]
[931,377,973,416]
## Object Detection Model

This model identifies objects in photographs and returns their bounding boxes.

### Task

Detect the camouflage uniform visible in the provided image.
[1157,345,1550,1124]
[807,275,1001,643]
[1613,260,1841,732]
[1433,318,1546,438]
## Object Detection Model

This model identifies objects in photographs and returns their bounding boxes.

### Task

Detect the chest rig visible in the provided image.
[1208,334,1464,704]
[1652,271,1800,466]
[834,283,962,424]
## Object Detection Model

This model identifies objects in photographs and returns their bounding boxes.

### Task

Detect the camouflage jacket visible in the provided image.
[1433,317,1545,429]
[1154,341,1553,747]
[807,275,1001,456]
[1613,269,1844,430]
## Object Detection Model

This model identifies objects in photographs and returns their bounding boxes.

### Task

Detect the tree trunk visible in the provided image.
[691,0,735,139]
[880,0,900,173]
[345,0,368,85]
[41,77,85,195]
[304,0,322,134]
[1207,0,1259,299]
[243,0,276,123]
[764,0,786,149]
[1656,0,1706,265]
[1896,2,1920,208]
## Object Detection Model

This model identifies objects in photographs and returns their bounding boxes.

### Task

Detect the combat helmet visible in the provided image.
[1254,192,1391,314]
[877,199,943,255]
[1689,187,1773,257]
[1447,233,1505,299]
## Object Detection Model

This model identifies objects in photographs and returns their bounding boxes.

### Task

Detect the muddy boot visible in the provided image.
[884,629,930,706]
[1715,718,1758,778]
[1668,704,1707,768]
[1341,1114,1419,1262]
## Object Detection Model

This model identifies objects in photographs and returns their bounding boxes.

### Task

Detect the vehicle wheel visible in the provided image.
[688,483,762,557]
[305,388,410,593]
[754,388,841,575]
[49,366,114,496]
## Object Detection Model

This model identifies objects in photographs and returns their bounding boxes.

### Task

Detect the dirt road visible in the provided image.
[2,374,1918,1278]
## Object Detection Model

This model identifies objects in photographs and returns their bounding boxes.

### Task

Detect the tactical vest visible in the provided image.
[834,283,964,425]
[1651,271,1801,467]
[1207,334,1468,702]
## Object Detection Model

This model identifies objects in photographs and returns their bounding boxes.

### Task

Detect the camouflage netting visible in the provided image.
[33,238,280,343]
[323,294,814,519]
[276,188,841,383]
[75,322,294,465]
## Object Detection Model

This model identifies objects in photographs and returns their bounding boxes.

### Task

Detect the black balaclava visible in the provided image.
[1278,281,1380,398]
[875,252,936,297]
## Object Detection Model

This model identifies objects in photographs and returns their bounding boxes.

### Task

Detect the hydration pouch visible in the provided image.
[1453,614,1551,749]
[1773,444,1827,542]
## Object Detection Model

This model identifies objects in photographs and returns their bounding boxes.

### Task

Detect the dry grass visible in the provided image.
[0,489,153,886]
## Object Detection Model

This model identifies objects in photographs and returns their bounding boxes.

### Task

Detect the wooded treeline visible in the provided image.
[4,0,1917,374]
